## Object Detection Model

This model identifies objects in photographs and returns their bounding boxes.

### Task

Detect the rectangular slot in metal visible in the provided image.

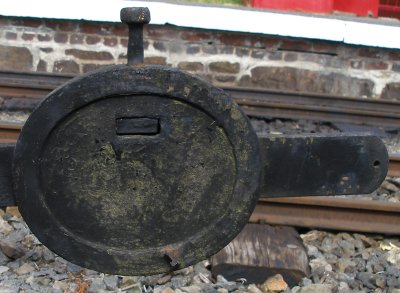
[116,117,160,135]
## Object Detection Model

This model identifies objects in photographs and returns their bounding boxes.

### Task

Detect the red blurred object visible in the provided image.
[252,0,384,18]
[334,0,379,17]
[379,0,400,19]
[252,0,334,14]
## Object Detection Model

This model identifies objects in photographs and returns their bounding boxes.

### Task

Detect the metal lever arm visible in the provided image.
[0,143,16,206]
[258,134,388,197]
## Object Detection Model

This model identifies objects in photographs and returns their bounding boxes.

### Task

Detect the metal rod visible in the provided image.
[127,24,144,65]
[120,7,150,65]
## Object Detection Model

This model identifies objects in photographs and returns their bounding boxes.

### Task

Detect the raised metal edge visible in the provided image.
[12,64,261,275]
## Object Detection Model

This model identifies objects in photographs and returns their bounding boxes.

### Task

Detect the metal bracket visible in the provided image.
[0,143,16,206]
[258,134,388,197]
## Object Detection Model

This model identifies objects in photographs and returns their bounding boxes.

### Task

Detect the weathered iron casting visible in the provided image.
[0,7,388,275]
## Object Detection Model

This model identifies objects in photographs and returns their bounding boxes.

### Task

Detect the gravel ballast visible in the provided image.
[0,208,399,292]
[0,114,399,292]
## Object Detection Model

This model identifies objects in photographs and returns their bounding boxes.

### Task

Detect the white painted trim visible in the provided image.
[0,0,400,49]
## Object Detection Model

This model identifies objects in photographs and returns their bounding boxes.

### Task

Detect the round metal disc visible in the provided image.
[13,65,261,275]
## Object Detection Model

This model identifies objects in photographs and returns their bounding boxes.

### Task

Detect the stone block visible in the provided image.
[219,46,234,55]
[37,60,47,72]
[144,57,167,65]
[280,40,312,52]
[120,38,128,48]
[21,33,35,41]
[10,17,42,28]
[37,34,51,42]
[209,62,240,74]
[392,63,400,72]
[5,32,17,40]
[181,31,211,42]
[104,37,117,47]
[214,75,236,83]
[241,66,374,97]
[202,44,218,55]
[381,83,400,101]
[153,41,167,52]
[364,61,389,70]
[358,47,382,59]
[70,34,84,44]
[0,45,33,71]
[54,33,68,43]
[112,23,128,37]
[350,60,363,69]
[284,52,298,62]
[268,51,283,61]
[251,49,265,59]
[53,60,80,74]
[312,41,339,55]
[236,48,250,57]
[219,33,250,47]
[389,51,400,60]
[65,49,113,60]
[178,62,204,72]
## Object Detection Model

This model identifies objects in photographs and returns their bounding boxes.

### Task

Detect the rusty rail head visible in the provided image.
[253,196,400,235]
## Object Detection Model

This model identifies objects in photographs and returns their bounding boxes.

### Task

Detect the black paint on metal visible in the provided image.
[116,117,160,135]
[0,143,16,206]
[258,134,388,197]
[120,7,150,65]
[12,65,261,275]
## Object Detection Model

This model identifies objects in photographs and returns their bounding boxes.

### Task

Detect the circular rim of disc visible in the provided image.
[13,65,261,275]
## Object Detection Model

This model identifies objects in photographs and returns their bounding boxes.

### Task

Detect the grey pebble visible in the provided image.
[103,274,119,290]
[356,271,376,289]
[66,261,82,273]
[88,277,107,293]
[172,274,192,288]
[0,249,10,265]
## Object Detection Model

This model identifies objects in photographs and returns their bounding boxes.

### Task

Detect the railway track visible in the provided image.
[0,121,21,143]
[1,70,400,127]
[1,123,399,234]
[252,197,400,235]
[1,70,400,235]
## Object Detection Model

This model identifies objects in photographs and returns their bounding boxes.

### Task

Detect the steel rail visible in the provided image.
[0,121,22,142]
[389,155,400,177]
[1,124,399,234]
[252,197,400,235]
[229,87,400,128]
[1,71,400,235]
[2,70,400,127]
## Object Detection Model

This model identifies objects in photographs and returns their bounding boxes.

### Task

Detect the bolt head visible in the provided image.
[120,7,151,24]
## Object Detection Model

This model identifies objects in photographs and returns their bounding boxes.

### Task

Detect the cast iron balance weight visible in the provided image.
[0,7,389,275]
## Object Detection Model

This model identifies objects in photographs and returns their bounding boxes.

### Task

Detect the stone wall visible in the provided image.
[0,16,400,99]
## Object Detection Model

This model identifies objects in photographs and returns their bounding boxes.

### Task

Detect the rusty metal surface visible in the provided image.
[0,122,21,141]
[388,155,400,177]
[252,197,400,235]
[230,87,400,128]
